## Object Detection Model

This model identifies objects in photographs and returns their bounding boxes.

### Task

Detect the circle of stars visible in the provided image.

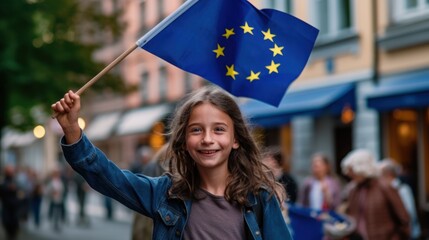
[212,21,285,83]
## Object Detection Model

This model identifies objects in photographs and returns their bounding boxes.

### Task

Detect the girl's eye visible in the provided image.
[189,127,202,133]
[214,126,226,132]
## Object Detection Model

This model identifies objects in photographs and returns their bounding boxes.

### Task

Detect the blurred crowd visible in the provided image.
[0,163,94,240]
[1,145,423,240]
[127,143,422,240]
[267,148,421,240]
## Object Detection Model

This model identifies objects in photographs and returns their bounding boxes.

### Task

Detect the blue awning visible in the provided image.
[366,68,429,111]
[240,83,356,127]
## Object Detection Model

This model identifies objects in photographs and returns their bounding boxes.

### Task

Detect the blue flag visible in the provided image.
[138,0,318,107]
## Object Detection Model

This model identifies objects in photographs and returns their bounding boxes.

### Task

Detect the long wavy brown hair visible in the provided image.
[165,85,285,206]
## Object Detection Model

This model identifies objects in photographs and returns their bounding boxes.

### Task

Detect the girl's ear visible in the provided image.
[232,139,239,149]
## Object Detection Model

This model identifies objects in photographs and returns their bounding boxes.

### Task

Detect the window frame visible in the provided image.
[261,0,293,13]
[311,0,355,40]
[392,0,429,23]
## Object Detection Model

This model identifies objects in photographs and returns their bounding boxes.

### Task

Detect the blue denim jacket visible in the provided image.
[61,134,292,240]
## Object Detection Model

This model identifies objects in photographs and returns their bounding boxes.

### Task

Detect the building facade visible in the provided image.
[244,0,429,233]
[2,0,428,233]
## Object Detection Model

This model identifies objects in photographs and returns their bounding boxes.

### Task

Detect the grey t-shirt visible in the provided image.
[183,189,245,240]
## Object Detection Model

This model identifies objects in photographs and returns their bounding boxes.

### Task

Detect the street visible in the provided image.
[0,189,133,240]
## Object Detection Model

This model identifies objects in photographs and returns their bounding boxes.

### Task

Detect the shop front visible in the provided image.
[366,68,429,231]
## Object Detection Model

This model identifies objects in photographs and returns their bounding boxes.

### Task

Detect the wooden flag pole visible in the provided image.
[76,44,138,95]
[52,44,138,118]
[52,0,199,118]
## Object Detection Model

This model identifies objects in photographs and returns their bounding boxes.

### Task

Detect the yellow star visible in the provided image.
[213,44,225,58]
[226,64,239,80]
[266,60,280,74]
[246,70,261,82]
[240,22,254,35]
[261,29,276,42]
[270,44,284,57]
[222,28,235,39]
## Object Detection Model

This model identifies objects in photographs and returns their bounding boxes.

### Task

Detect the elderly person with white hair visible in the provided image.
[379,159,421,240]
[341,149,410,240]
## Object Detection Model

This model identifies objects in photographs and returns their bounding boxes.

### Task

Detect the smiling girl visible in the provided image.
[52,86,292,240]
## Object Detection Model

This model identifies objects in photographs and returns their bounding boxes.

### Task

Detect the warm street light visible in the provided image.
[78,117,86,130]
[33,125,46,139]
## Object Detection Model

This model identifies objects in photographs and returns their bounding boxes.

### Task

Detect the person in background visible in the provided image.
[379,158,421,240]
[341,149,410,240]
[261,146,297,204]
[46,169,65,232]
[0,165,22,240]
[131,144,168,240]
[73,172,90,227]
[29,170,43,228]
[129,146,153,174]
[300,153,342,211]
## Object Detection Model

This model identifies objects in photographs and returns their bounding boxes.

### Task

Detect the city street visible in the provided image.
[0,188,133,240]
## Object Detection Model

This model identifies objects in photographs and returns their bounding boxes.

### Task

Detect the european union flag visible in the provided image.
[138,0,318,106]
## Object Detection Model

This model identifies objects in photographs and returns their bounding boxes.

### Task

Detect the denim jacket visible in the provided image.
[61,133,292,240]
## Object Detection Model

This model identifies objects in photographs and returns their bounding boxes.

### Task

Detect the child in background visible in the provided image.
[51,86,292,240]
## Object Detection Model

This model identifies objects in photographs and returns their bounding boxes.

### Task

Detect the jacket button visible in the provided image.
[255,231,260,235]
[165,215,171,222]
[247,209,251,213]
[175,230,181,236]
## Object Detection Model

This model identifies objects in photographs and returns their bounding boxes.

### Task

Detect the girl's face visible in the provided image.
[185,102,239,172]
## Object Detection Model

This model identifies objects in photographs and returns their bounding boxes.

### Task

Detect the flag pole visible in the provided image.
[52,0,199,118]
[51,44,137,118]
[77,44,137,95]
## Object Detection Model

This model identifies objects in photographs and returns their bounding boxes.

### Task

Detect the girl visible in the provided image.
[51,86,292,240]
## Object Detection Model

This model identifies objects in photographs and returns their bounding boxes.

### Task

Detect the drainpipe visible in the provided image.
[372,0,379,85]
[371,0,383,159]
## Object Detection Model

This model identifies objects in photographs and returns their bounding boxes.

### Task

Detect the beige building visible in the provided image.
[2,0,428,234]
[244,0,429,233]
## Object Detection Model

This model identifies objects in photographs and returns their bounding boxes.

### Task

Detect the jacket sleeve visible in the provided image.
[61,133,169,218]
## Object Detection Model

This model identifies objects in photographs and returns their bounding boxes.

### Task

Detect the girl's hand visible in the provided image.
[51,90,81,144]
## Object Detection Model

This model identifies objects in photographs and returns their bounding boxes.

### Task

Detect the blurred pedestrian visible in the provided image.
[29,170,43,228]
[60,164,73,224]
[131,144,168,240]
[261,146,298,204]
[341,149,410,240]
[15,166,32,223]
[379,158,421,240]
[74,172,90,227]
[46,169,65,232]
[300,153,342,211]
[51,86,293,239]
[0,165,22,240]
[129,146,153,174]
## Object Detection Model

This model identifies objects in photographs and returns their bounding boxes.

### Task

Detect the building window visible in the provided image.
[158,0,164,21]
[141,71,149,102]
[262,0,293,13]
[139,0,147,35]
[312,0,354,38]
[159,65,167,101]
[184,72,192,94]
[384,109,419,198]
[393,0,429,22]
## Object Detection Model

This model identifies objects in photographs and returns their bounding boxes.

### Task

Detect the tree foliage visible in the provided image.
[0,0,126,131]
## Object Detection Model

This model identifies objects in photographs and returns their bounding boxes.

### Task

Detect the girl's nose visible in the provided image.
[201,132,214,144]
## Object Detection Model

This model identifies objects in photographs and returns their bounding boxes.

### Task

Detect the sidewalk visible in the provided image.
[1,188,134,240]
